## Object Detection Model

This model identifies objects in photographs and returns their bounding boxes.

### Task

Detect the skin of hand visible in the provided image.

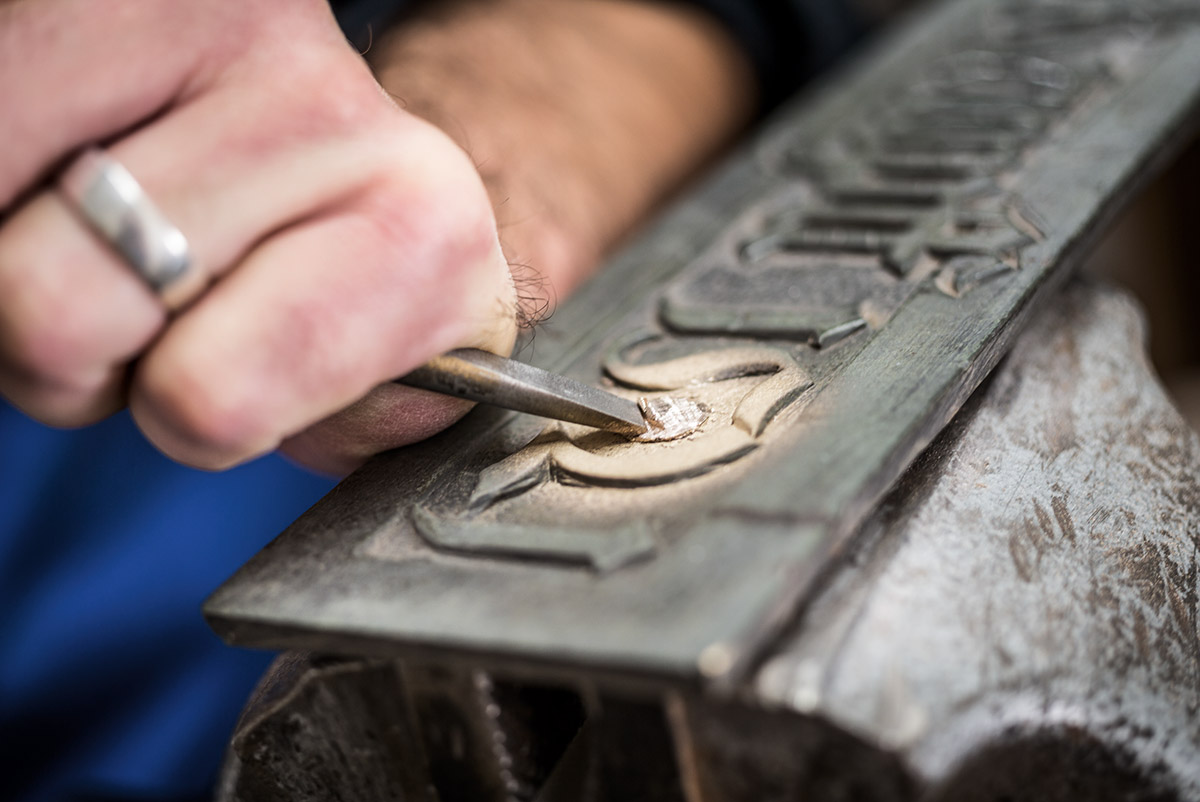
[0,0,518,474]
[0,0,753,476]
[370,0,757,297]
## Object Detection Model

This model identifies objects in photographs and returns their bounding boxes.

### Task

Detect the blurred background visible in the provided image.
[1083,138,1200,432]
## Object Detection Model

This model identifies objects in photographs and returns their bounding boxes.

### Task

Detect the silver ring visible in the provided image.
[58,147,198,307]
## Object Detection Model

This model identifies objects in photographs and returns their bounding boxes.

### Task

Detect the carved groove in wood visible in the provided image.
[408,0,1176,570]
[205,0,1200,687]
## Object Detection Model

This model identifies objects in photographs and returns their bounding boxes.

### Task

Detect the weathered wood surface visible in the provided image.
[205,0,1200,690]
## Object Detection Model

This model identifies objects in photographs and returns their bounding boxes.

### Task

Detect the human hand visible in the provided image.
[0,0,518,474]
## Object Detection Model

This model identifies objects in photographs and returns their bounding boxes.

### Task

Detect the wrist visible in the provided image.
[368,0,755,308]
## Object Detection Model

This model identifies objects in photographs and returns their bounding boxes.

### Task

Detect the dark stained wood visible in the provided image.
[205,0,1200,701]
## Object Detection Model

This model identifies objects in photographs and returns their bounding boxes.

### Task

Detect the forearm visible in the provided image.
[368,0,756,307]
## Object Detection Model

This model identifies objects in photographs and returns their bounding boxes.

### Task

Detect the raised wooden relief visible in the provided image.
[409,345,812,572]
[206,0,1200,687]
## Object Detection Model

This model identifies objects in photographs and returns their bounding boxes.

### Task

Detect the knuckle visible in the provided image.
[1,311,76,385]
[0,200,161,389]
[2,373,120,429]
[374,126,499,277]
[0,259,88,387]
[133,350,268,466]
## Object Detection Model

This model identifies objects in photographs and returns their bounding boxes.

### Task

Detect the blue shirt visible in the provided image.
[1,404,334,800]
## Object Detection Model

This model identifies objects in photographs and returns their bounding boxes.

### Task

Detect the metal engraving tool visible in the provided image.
[398,348,651,437]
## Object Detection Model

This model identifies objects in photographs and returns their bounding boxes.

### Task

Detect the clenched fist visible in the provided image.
[0,0,753,475]
[0,0,518,473]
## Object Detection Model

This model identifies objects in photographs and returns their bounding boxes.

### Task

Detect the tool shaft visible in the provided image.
[399,349,647,436]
